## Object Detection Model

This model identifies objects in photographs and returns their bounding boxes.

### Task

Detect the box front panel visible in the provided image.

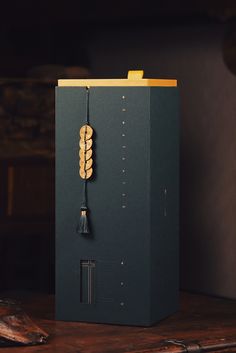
[56,87,151,325]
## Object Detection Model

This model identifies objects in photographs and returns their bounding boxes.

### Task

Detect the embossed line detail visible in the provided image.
[121,96,127,209]
[80,260,96,304]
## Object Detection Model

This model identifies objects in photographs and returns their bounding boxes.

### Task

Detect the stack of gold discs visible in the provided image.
[79,125,93,179]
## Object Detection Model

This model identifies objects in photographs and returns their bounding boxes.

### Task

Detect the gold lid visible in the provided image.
[58,70,177,87]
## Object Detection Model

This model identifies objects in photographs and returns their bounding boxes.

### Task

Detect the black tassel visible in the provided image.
[77,180,90,235]
[77,207,90,234]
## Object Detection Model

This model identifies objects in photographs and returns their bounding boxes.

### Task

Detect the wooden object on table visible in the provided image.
[0,298,48,346]
[0,291,236,352]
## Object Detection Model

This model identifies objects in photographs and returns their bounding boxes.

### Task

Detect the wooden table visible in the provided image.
[1,291,236,352]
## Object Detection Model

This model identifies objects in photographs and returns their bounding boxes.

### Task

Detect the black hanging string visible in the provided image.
[85,87,89,124]
[77,87,90,235]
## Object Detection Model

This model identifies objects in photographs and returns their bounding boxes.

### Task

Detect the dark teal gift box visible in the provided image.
[55,71,179,326]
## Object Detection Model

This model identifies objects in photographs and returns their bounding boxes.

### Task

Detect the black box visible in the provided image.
[55,73,179,326]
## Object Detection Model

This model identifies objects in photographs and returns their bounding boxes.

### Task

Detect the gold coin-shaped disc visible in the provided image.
[79,158,93,170]
[80,125,93,140]
[79,149,93,161]
[79,167,93,179]
[79,138,93,151]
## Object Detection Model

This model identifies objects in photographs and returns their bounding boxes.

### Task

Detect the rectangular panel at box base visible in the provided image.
[55,81,179,326]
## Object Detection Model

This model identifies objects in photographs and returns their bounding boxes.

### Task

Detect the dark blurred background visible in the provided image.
[0,1,235,298]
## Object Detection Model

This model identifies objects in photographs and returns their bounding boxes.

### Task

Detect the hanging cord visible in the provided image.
[77,87,91,234]
[85,87,89,124]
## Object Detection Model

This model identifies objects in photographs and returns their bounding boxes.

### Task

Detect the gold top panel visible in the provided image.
[58,70,177,87]
[58,79,177,87]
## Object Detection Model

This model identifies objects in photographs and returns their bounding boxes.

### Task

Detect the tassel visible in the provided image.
[77,179,90,235]
[77,207,90,234]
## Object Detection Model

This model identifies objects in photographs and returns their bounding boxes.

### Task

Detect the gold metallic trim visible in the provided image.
[58,78,177,87]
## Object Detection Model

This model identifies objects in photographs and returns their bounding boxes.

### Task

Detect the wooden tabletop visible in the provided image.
[1,291,236,353]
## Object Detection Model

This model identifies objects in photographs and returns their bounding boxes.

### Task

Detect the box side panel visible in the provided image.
[56,87,151,325]
[150,87,179,323]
